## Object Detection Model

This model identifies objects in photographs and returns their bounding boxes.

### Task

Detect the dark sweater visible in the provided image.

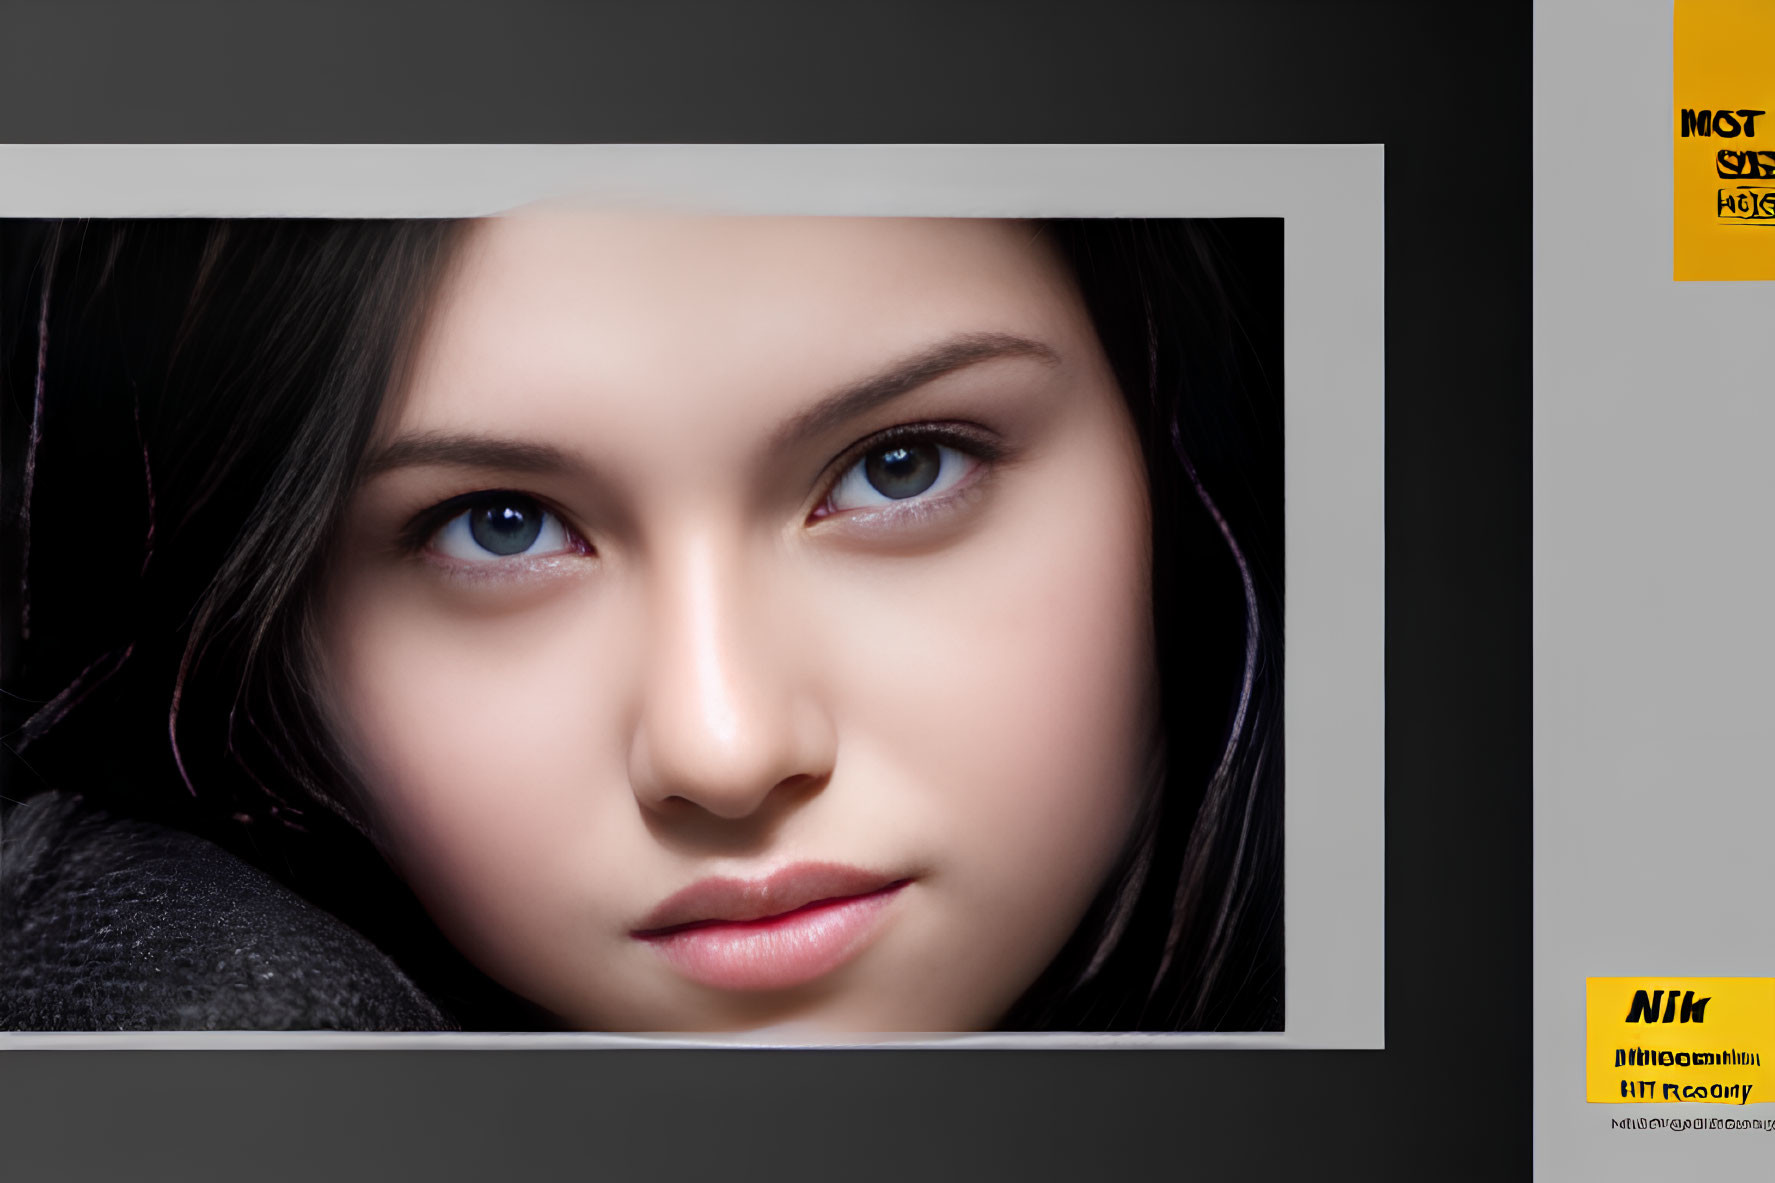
[0,792,452,1031]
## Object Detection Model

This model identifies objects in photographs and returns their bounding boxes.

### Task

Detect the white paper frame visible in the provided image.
[0,143,1383,1049]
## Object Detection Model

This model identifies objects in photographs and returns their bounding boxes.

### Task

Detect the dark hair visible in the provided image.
[1002,220,1283,1030]
[1,216,1282,1031]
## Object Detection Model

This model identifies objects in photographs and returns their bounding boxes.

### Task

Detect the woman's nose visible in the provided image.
[625,539,834,822]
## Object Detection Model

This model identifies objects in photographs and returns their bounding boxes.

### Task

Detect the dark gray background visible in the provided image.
[0,1,1531,1179]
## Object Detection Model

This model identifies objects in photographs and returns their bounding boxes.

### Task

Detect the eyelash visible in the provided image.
[808,422,1005,523]
[397,421,1005,561]
[397,489,587,560]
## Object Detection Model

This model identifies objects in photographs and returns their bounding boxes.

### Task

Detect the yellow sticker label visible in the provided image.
[1675,0,1775,279]
[1587,978,1775,1103]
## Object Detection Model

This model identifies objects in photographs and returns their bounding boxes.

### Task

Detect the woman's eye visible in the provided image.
[429,493,571,561]
[825,440,978,513]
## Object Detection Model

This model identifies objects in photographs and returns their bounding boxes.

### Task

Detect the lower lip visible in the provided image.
[635,881,909,992]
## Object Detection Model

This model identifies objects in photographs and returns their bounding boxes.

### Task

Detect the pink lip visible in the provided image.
[632,863,911,992]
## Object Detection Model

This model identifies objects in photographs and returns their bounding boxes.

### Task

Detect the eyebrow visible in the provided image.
[360,331,1061,479]
[770,331,1060,447]
[360,433,576,479]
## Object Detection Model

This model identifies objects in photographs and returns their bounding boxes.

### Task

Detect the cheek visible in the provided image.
[317,577,640,953]
[902,546,1153,844]
[821,454,1157,996]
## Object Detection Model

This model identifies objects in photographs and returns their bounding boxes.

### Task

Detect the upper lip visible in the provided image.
[632,862,909,936]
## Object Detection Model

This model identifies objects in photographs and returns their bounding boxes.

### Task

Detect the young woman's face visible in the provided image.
[318,212,1157,1032]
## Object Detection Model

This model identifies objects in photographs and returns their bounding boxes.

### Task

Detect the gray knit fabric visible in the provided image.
[0,792,451,1031]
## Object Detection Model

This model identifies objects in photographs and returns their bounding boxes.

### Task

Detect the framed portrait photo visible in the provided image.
[0,144,1381,1049]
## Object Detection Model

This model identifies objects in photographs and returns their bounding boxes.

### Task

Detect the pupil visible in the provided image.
[469,496,543,556]
[864,442,940,500]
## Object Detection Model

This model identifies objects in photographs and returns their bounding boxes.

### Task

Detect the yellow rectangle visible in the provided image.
[1674,0,1775,279]
[1587,978,1775,1103]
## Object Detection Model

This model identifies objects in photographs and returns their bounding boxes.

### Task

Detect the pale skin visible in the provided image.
[317,211,1159,1032]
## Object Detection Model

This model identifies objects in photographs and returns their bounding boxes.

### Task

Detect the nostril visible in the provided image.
[771,771,826,798]
[640,761,832,826]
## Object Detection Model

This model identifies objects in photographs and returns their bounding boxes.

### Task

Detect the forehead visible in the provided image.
[394,212,1089,446]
